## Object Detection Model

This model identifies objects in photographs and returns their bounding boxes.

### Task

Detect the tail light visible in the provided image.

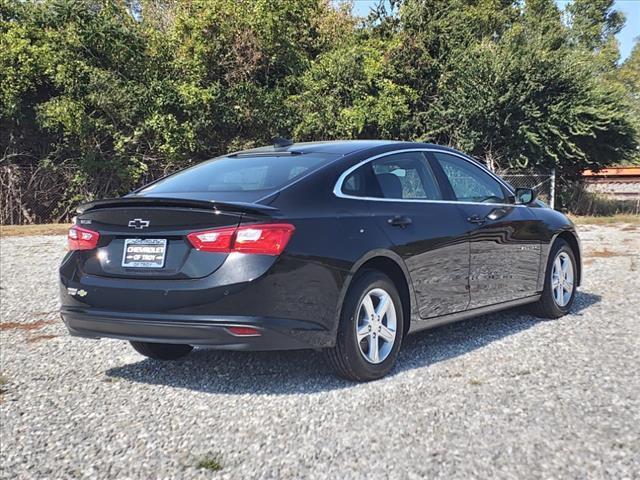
[226,326,262,336]
[68,226,100,251]
[187,223,295,256]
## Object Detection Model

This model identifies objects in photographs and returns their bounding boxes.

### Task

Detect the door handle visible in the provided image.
[388,216,412,228]
[467,214,486,225]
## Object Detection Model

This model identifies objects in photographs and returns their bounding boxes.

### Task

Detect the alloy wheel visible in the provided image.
[551,251,574,307]
[355,288,397,364]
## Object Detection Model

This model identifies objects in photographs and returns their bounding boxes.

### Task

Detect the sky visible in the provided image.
[351,0,639,62]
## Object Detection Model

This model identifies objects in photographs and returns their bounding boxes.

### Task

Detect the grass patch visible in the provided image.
[196,456,223,472]
[0,223,71,237]
[468,378,483,386]
[569,214,640,225]
[0,375,8,395]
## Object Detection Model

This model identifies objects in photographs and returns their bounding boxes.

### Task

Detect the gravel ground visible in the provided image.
[1,224,639,479]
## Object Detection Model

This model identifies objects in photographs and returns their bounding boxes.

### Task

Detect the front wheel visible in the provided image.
[531,238,577,318]
[130,341,193,360]
[325,270,404,381]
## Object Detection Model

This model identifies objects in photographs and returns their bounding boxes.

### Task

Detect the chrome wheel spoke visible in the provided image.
[357,321,371,342]
[368,334,380,363]
[554,257,562,277]
[375,295,390,318]
[361,295,375,318]
[379,324,395,343]
[555,285,563,303]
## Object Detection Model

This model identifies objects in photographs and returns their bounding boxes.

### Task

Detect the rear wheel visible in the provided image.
[531,239,577,318]
[325,270,404,381]
[130,341,193,360]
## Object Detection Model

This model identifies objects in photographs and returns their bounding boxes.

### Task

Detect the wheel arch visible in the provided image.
[549,230,582,287]
[337,250,417,335]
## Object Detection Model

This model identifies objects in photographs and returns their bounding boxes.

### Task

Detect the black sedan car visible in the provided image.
[60,140,581,381]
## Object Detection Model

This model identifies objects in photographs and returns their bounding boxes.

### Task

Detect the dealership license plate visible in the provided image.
[122,238,167,268]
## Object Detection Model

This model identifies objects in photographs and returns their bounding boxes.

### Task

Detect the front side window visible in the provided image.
[433,152,506,204]
[341,152,442,200]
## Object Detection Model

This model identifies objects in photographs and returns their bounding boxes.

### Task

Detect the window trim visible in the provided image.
[333,148,523,208]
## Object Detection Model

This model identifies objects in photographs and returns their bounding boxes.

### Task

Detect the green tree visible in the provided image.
[617,40,640,164]
[0,0,637,222]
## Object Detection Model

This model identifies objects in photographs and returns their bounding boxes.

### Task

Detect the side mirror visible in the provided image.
[515,188,537,205]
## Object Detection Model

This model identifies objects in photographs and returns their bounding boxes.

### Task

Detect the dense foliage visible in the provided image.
[0,0,638,221]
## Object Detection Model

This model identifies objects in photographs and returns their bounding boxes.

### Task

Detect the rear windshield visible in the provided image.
[140,153,336,195]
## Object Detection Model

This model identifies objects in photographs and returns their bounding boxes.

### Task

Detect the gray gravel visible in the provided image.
[1,224,639,479]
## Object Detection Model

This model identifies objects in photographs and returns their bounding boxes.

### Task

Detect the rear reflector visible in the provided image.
[226,326,262,336]
[68,226,100,251]
[187,223,294,256]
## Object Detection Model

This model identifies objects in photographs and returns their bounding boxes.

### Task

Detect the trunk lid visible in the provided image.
[75,197,275,279]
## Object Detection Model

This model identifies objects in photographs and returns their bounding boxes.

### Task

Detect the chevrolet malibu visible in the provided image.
[60,140,581,381]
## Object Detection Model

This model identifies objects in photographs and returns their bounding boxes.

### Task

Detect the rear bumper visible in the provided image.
[60,308,333,350]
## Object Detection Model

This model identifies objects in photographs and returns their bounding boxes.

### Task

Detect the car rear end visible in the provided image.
[59,150,339,350]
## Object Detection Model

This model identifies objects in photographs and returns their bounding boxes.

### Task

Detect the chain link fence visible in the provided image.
[0,164,77,225]
[496,169,556,208]
[0,164,170,226]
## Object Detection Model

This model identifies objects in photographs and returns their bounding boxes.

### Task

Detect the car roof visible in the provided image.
[236,140,411,156]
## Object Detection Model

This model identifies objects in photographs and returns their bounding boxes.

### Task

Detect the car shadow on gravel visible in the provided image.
[106,291,601,395]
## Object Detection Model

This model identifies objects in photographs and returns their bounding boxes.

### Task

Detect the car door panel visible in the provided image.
[429,151,542,309]
[380,203,470,318]
[455,204,541,308]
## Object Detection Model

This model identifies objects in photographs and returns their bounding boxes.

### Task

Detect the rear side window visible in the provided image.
[341,152,442,200]
[141,154,336,194]
[433,152,506,203]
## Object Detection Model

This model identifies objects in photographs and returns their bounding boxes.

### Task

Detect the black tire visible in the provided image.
[325,270,404,381]
[530,238,577,319]
[130,341,193,360]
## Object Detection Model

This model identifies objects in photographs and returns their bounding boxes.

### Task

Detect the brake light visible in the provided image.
[187,223,295,255]
[68,226,100,251]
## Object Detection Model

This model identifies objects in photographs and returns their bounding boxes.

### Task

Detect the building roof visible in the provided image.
[583,166,640,177]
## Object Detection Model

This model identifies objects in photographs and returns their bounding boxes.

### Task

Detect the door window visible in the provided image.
[341,152,442,200]
[433,152,507,204]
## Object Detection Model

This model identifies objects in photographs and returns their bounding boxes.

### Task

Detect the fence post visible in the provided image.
[550,168,556,210]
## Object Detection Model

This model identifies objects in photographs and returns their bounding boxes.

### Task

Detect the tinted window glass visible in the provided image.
[434,152,506,203]
[141,154,335,194]
[341,152,441,200]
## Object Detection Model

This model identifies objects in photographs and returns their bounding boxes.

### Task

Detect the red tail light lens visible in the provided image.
[226,326,262,336]
[68,226,100,251]
[187,223,295,256]
[186,226,236,253]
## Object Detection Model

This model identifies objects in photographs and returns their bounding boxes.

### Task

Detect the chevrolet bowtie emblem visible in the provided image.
[128,218,150,229]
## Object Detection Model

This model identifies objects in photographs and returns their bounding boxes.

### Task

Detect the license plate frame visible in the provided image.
[122,238,167,269]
